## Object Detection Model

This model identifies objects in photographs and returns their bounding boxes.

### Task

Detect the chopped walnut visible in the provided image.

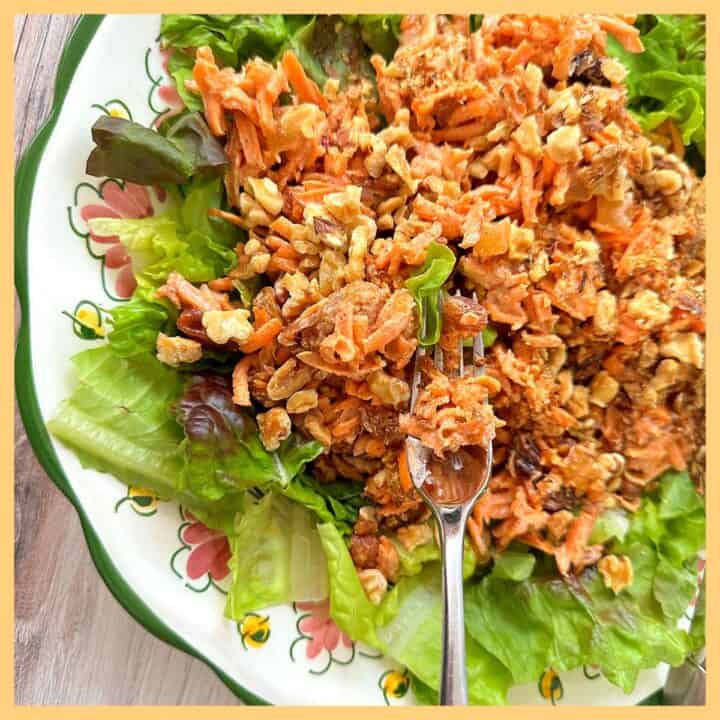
[365,136,388,178]
[256,407,292,451]
[627,290,671,330]
[546,125,582,164]
[529,250,550,282]
[511,116,542,158]
[396,523,433,552]
[508,225,535,261]
[358,568,388,605]
[303,411,333,447]
[596,452,626,482]
[546,510,574,543]
[566,385,590,418]
[589,371,620,408]
[354,506,378,536]
[660,333,704,369]
[377,536,400,582]
[598,554,634,593]
[156,333,202,366]
[267,359,314,401]
[600,57,627,84]
[249,253,271,274]
[286,389,319,414]
[475,218,511,257]
[350,533,379,568]
[279,272,322,320]
[239,192,272,228]
[201,309,253,345]
[556,370,574,406]
[246,177,284,216]
[386,144,418,192]
[324,185,364,225]
[368,370,410,407]
[593,290,618,335]
[347,222,375,282]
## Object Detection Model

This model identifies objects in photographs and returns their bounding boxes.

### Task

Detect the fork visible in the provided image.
[405,291,494,705]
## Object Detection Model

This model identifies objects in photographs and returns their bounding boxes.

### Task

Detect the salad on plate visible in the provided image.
[48,13,706,705]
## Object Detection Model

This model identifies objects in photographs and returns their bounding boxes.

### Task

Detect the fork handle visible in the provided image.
[436,506,469,705]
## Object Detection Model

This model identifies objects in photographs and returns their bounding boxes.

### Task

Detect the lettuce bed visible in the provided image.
[48,13,706,705]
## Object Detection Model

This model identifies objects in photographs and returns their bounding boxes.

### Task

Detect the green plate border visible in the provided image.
[13,14,667,709]
[14,14,268,707]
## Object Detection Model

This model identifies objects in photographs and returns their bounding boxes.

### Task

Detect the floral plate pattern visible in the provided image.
[15,14,670,706]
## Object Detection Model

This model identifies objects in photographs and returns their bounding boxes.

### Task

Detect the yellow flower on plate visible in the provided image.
[114,486,159,516]
[239,614,271,650]
[379,669,410,704]
[538,668,564,705]
[75,305,105,337]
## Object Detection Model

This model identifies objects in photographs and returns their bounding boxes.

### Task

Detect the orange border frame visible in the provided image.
[7,3,716,718]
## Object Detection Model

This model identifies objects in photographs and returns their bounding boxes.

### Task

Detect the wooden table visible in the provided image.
[14,14,238,705]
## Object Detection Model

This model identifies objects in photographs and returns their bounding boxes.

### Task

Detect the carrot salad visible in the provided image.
[156,14,705,601]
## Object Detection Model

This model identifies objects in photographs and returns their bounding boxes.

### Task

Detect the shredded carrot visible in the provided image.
[208,207,245,227]
[281,51,328,111]
[398,448,412,492]
[232,355,255,406]
[237,318,283,353]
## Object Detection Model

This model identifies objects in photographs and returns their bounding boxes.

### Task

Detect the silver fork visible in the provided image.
[405,291,493,705]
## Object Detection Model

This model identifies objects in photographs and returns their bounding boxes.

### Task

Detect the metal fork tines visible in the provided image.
[404,290,493,705]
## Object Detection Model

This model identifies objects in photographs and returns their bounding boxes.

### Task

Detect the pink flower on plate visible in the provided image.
[153,49,185,126]
[295,599,353,659]
[79,181,159,298]
[181,512,232,582]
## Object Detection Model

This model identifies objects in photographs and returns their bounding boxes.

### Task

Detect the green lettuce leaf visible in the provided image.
[465,570,594,684]
[157,112,228,176]
[106,297,174,358]
[652,558,698,622]
[607,14,705,172]
[317,523,511,704]
[48,349,322,539]
[490,549,536,581]
[282,474,363,535]
[167,51,204,111]
[225,492,328,619]
[281,15,375,88]
[409,673,438,705]
[341,15,402,59]
[86,115,226,186]
[160,14,293,68]
[589,508,630,544]
[89,177,237,301]
[47,346,184,495]
[391,531,477,580]
[174,374,323,504]
[375,567,512,705]
[405,241,456,346]
[85,116,194,185]
[317,522,382,647]
[688,580,705,652]
[462,470,704,693]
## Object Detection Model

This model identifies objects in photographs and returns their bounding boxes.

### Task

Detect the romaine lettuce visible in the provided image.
[88,177,237,299]
[463,471,704,693]
[282,474,363,535]
[315,471,704,704]
[225,492,329,619]
[405,241,456,346]
[160,14,294,68]
[607,14,705,172]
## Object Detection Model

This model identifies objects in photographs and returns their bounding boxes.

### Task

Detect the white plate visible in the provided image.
[15,14,670,706]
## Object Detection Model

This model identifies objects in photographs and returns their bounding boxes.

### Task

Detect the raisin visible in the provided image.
[569,49,609,86]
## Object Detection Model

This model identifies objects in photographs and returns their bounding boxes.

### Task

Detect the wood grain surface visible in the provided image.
[14,14,238,706]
